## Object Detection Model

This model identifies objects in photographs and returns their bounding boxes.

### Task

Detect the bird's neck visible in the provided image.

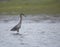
[18,15,22,25]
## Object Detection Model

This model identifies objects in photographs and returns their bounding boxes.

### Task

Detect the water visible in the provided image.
[0,15,60,47]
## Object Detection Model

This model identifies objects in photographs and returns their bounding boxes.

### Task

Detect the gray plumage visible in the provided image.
[10,13,24,33]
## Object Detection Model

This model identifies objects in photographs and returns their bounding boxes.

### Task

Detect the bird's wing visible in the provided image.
[10,24,21,31]
[10,25,18,31]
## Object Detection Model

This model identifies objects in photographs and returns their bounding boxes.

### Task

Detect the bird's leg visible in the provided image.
[17,29,19,33]
[17,29,22,35]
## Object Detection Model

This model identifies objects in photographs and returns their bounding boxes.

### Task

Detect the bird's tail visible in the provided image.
[10,28,16,31]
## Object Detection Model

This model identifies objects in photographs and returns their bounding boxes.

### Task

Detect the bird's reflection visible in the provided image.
[12,33,22,36]
[11,33,28,45]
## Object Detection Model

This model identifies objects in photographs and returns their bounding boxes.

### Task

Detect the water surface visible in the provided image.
[0,15,60,47]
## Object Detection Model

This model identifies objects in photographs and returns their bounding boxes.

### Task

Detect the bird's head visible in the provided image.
[20,12,26,17]
[20,13,24,16]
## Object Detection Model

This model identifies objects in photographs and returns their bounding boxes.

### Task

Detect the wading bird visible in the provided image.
[10,13,24,33]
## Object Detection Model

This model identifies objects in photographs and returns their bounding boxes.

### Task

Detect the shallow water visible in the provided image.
[0,15,60,47]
